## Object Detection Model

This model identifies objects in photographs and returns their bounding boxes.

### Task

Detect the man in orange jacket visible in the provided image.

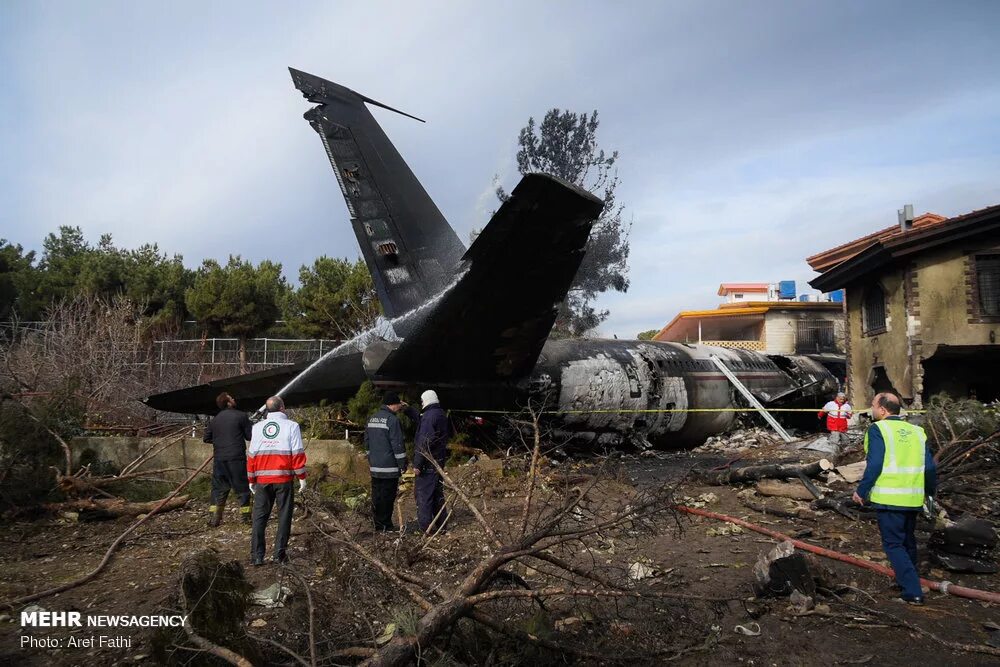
[247,396,307,565]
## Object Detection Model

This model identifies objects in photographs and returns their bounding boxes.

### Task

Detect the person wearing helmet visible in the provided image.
[411,389,451,533]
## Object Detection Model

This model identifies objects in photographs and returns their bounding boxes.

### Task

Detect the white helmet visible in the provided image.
[421,389,440,408]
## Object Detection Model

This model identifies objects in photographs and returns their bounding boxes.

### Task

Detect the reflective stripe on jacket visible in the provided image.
[247,412,307,485]
[863,419,927,508]
[365,407,408,479]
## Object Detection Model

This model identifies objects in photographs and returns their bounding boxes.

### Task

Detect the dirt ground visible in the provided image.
[2,437,999,666]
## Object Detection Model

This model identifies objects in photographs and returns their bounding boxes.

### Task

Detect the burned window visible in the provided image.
[863,284,887,333]
[976,254,1000,317]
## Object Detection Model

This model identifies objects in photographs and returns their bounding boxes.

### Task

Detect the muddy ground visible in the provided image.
[1,436,999,666]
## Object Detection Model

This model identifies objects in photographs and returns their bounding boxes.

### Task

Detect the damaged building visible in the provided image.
[808,204,1000,407]
[654,282,846,356]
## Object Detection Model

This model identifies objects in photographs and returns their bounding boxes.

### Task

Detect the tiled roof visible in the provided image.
[809,203,1000,292]
[806,213,947,272]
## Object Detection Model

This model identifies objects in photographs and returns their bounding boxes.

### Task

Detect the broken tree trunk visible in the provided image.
[45,495,191,520]
[738,493,817,521]
[56,468,190,496]
[756,480,816,502]
[702,459,833,486]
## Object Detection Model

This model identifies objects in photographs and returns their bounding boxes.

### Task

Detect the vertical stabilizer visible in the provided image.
[289,68,466,318]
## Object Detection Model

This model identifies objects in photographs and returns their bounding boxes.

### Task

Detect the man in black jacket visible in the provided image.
[203,392,253,526]
[364,392,409,532]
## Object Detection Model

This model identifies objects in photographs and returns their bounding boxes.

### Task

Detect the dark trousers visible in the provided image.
[251,481,294,561]
[371,477,399,531]
[211,458,251,508]
[415,470,447,532]
[876,509,922,598]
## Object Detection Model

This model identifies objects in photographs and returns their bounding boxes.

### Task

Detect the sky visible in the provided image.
[2,1,999,338]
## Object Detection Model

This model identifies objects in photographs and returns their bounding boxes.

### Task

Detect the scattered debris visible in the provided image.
[251,582,292,608]
[628,562,657,580]
[555,616,584,632]
[752,540,816,598]
[375,623,397,646]
[929,516,998,573]
[787,589,815,614]
[797,434,841,456]
[835,461,867,483]
[734,622,761,636]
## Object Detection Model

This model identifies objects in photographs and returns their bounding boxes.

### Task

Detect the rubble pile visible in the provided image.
[929,516,999,574]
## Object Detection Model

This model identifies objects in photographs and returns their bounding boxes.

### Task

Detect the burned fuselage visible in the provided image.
[524,340,837,448]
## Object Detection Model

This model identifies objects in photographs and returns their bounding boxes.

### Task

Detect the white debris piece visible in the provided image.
[251,583,292,608]
[628,562,657,580]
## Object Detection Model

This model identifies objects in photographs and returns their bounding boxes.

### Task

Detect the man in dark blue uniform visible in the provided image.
[410,390,451,533]
[364,392,409,532]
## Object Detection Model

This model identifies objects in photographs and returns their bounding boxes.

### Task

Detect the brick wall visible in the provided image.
[904,262,924,407]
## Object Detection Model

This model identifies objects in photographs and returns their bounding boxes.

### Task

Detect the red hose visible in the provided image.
[675,505,1000,605]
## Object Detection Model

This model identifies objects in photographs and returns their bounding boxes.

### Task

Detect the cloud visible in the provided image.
[2,0,999,336]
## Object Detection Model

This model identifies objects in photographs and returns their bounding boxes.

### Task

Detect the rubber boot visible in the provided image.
[207,501,225,527]
[240,504,252,525]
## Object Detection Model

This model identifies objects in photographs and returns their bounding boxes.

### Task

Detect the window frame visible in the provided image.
[973,253,1000,323]
[862,282,888,336]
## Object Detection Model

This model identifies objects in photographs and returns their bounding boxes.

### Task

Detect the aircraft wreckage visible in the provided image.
[144,68,843,448]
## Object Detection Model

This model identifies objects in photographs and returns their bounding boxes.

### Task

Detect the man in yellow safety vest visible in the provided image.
[852,392,936,604]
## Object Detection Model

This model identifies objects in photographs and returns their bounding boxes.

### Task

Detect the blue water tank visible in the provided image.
[778,280,796,299]
[798,294,810,302]
[829,289,845,303]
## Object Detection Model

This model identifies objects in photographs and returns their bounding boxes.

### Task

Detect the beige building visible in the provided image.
[808,205,1000,407]
[654,286,845,356]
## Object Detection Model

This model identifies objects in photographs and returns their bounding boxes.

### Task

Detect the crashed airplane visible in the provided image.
[144,68,842,448]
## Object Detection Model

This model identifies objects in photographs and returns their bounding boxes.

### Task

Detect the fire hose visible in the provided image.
[675,505,1000,604]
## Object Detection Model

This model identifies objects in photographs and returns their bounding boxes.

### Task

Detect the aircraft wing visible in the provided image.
[142,351,367,414]
[375,173,604,382]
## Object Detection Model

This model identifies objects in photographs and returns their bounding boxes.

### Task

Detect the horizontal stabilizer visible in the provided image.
[143,351,367,414]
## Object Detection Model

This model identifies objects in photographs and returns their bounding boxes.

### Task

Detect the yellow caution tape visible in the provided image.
[449,408,927,415]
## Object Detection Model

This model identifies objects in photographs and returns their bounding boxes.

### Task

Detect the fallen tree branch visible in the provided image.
[43,495,191,519]
[738,493,816,521]
[700,458,834,485]
[4,455,213,608]
[281,565,318,667]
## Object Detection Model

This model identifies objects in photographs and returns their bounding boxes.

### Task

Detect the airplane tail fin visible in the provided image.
[376,173,604,382]
[289,68,466,319]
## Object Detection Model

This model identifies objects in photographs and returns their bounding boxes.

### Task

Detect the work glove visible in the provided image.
[249,483,257,494]
[299,479,307,493]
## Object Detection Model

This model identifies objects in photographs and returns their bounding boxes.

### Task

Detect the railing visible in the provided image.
[153,337,342,368]
[699,339,766,351]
